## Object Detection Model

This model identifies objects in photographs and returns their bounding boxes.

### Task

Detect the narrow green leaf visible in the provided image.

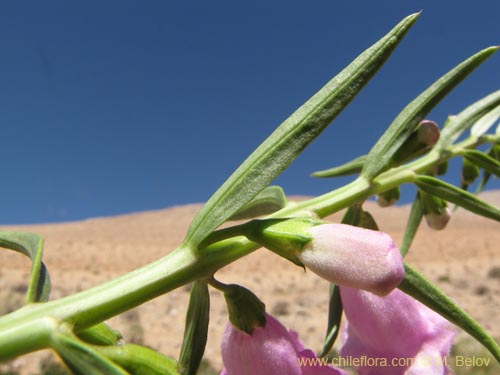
[312,155,365,178]
[178,281,210,375]
[438,89,500,150]
[229,186,287,220]
[0,231,51,302]
[96,344,179,375]
[320,284,343,357]
[463,149,500,177]
[76,323,122,346]
[399,264,500,363]
[362,46,499,180]
[183,12,421,248]
[400,193,424,256]
[52,333,130,375]
[470,103,500,137]
[415,175,500,222]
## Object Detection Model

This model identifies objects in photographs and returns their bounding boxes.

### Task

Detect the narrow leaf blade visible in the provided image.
[415,175,500,222]
[438,89,500,149]
[463,149,500,177]
[399,264,500,363]
[470,103,500,137]
[52,333,131,375]
[320,284,343,357]
[0,231,51,302]
[312,155,366,178]
[362,46,499,180]
[96,344,180,375]
[229,186,287,220]
[183,12,421,248]
[400,193,424,257]
[178,281,210,375]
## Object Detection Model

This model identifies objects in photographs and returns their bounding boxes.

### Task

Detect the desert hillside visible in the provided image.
[1,192,499,374]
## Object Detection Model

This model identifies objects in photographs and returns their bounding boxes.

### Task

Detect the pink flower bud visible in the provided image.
[220,313,347,375]
[424,208,451,230]
[340,287,456,375]
[299,224,404,295]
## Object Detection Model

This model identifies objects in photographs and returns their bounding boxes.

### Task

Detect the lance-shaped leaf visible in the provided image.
[228,186,287,220]
[312,155,366,178]
[96,344,179,375]
[178,281,210,375]
[438,89,500,150]
[51,333,130,375]
[362,46,498,180]
[415,175,500,222]
[470,103,500,137]
[475,144,500,194]
[0,231,51,303]
[399,264,500,363]
[463,149,500,177]
[183,13,420,248]
[400,193,424,257]
[320,284,343,357]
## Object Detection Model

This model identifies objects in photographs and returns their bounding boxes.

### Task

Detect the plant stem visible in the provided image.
[0,134,494,361]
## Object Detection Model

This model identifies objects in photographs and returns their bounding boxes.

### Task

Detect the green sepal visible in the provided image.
[245,217,322,266]
[415,175,500,222]
[223,284,266,335]
[0,231,51,303]
[51,333,130,375]
[95,344,179,375]
[463,149,500,178]
[400,194,423,257]
[363,47,498,180]
[470,103,500,137]
[438,89,500,150]
[377,186,401,207]
[178,281,210,375]
[342,204,378,230]
[312,155,365,178]
[229,186,287,220]
[320,284,343,357]
[183,12,420,249]
[399,264,500,363]
[76,323,122,346]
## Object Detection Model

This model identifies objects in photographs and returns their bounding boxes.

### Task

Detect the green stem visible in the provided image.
[0,134,495,361]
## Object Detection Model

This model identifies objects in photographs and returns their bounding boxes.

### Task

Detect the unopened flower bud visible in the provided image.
[298,224,404,295]
[461,158,480,187]
[377,187,400,207]
[419,191,451,230]
[391,120,440,166]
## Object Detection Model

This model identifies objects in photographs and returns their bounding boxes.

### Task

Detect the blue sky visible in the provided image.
[0,1,499,224]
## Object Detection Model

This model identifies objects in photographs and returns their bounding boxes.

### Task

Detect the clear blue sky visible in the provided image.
[0,1,499,224]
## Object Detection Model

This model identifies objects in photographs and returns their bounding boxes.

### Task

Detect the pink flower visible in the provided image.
[220,313,347,375]
[299,224,404,295]
[340,287,456,375]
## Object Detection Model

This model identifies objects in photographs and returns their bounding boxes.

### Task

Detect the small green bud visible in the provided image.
[377,187,401,207]
[461,157,480,187]
[224,284,266,334]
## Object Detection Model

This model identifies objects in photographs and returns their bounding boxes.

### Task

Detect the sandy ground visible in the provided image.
[0,193,499,374]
